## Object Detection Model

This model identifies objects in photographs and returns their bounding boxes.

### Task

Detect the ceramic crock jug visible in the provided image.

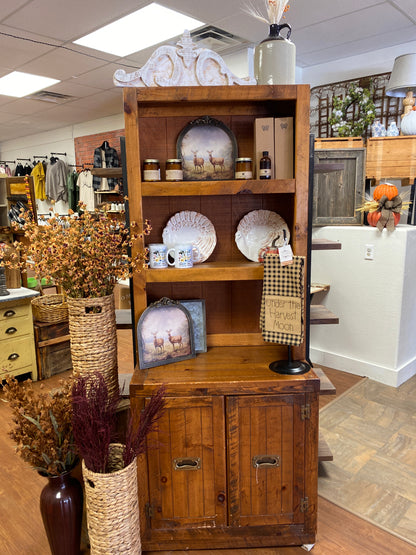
[254,23,296,85]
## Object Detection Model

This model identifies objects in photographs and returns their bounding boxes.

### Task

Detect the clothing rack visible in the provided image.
[0,160,15,163]
[33,155,48,159]
[16,158,31,161]
[51,152,67,156]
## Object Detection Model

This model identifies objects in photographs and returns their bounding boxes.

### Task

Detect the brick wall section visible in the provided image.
[74,129,125,168]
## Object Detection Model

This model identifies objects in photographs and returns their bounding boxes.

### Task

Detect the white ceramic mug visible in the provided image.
[167,243,200,269]
[148,243,168,269]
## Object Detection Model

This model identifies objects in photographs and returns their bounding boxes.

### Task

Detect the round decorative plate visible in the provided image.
[235,210,290,262]
[162,211,216,263]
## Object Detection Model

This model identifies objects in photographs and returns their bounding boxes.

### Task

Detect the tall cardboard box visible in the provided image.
[274,117,294,179]
[254,117,275,179]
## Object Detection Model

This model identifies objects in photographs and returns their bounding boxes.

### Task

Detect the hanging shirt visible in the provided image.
[78,170,94,212]
[99,150,110,191]
[45,159,68,202]
[31,162,46,201]
[93,144,120,190]
[67,170,79,212]
[15,163,25,176]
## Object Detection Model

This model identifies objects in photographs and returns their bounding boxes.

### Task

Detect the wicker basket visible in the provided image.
[67,294,118,401]
[82,444,141,554]
[32,294,68,324]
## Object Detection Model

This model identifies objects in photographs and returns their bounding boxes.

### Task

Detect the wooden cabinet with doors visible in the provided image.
[131,350,319,550]
[124,84,317,548]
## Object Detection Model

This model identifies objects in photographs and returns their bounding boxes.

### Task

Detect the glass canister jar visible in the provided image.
[235,158,253,180]
[165,159,183,181]
[143,159,161,182]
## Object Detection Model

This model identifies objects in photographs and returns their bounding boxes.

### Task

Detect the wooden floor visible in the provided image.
[1,332,415,554]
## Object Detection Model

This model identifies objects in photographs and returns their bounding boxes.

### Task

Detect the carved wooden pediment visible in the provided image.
[113,30,256,87]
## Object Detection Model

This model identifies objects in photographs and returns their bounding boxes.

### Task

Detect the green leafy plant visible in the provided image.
[329,84,376,137]
[3,376,77,476]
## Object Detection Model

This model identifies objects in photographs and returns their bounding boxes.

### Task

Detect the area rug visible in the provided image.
[319,376,416,547]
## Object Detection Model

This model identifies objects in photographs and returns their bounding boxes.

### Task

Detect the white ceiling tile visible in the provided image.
[293,4,413,53]
[392,0,416,21]
[0,97,60,116]
[0,24,58,69]
[2,0,149,42]
[16,47,110,80]
[48,80,103,98]
[71,63,127,90]
[0,0,33,21]
[300,26,416,66]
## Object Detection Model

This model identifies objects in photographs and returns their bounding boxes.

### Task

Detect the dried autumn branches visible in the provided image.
[4,205,151,298]
[3,376,77,476]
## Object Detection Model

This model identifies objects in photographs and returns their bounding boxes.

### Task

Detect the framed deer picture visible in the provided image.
[177,115,237,181]
[137,297,195,369]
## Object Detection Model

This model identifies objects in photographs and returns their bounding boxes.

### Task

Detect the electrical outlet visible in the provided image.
[365,244,375,260]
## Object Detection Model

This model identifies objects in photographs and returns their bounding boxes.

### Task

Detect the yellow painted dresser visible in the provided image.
[0,287,39,381]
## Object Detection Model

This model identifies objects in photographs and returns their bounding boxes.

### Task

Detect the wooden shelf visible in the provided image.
[142,178,295,197]
[311,283,330,295]
[312,238,342,250]
[319,432,333,462]
[314,367,336,395]
[91,167,123,178]
[310,305,339,324]
[146,261,264,282]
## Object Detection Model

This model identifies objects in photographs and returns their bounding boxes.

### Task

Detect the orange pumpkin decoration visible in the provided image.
[373,183,399,201]
[367,210,400,228]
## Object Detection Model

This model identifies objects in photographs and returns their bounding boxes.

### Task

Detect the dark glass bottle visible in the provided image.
[259,151,272,179]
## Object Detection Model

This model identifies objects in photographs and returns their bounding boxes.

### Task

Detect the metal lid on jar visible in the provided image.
[144,159,159,163]
[166,158,181,163]
[236,157,252,162]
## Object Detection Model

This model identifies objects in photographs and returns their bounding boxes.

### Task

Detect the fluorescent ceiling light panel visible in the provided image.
[73,3,204,57]
[0,71,60,98]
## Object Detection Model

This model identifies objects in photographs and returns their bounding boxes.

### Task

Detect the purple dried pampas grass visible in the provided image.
[123,384,166,468]
[71,372,166,473]
[71,372,120,474]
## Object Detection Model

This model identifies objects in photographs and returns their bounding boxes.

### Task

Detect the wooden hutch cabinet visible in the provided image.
[124,85,319,549]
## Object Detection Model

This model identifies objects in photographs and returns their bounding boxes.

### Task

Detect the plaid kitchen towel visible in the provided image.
[260,254,305,346]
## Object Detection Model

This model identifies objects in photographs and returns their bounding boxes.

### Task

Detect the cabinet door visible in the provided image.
[145,395,227,530]
[227,394,306,527]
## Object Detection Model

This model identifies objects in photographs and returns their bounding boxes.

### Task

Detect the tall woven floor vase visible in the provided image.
[82,444,141,554]
[67,294,119,400]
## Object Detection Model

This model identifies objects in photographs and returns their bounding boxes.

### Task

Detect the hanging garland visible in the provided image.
[329,84,376,137]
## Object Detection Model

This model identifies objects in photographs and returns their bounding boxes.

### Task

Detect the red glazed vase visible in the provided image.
[39,471,83,555]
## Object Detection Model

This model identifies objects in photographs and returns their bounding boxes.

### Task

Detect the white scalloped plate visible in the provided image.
[162,211,216,263]
[235,210,290,262]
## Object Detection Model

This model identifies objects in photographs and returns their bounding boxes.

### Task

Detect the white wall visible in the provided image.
[310,225,416,387]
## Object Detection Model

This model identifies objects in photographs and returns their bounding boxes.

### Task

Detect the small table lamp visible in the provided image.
[385,53,416,119]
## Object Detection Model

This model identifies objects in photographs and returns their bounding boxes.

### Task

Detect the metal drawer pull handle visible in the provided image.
[4,310,16,318]
[173,457,201,471]
[6,327,17,335]
[252,455,280,468]
[8,353,20,361]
